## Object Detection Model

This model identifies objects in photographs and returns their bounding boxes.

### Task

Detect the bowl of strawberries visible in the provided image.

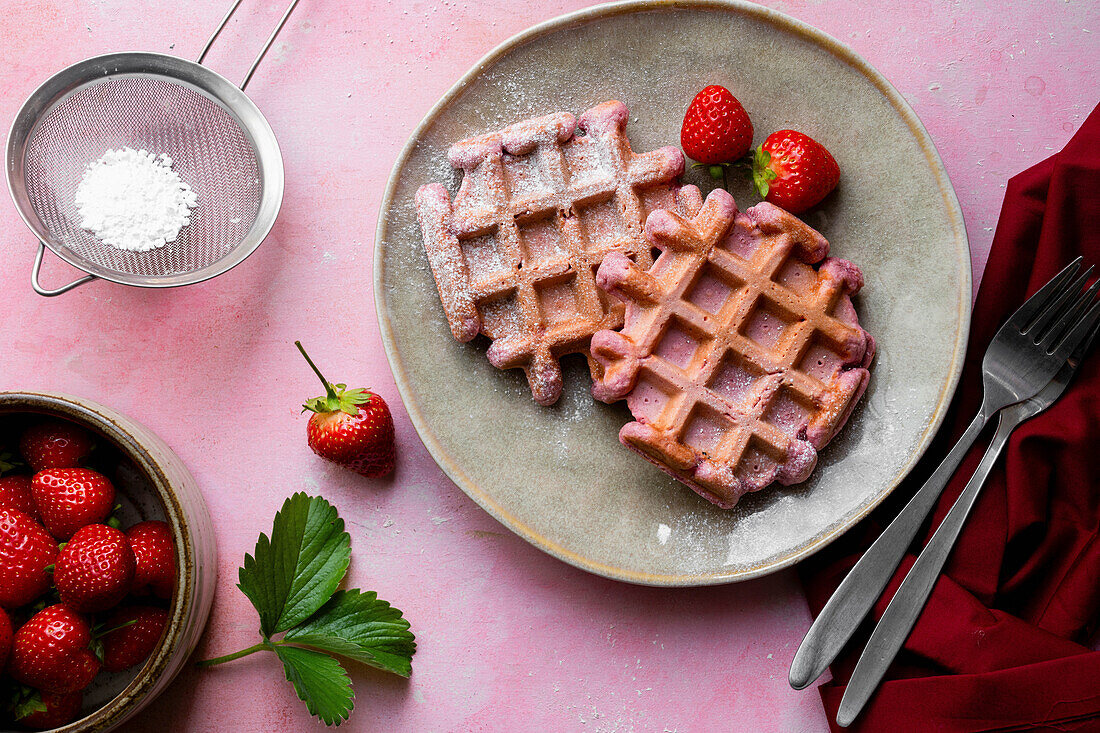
[0,392,215,731]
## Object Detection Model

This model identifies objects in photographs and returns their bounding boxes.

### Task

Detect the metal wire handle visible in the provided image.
[198,0,303,90]
[31,242,95,296]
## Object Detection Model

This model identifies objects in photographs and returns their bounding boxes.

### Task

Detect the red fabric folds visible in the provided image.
[799,103,1100,732]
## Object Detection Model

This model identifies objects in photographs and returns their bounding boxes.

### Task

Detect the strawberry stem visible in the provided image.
[96,618,137,638]
[196,640,273,667]
[296,341,338,401]
[297,341,373,416]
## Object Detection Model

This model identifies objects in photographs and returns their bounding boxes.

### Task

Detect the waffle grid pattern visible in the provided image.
[592,189,873,508]
[416,101,702,405]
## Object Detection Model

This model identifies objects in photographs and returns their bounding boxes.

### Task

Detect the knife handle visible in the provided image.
[788,408,988,690]
[835,415,1013,726]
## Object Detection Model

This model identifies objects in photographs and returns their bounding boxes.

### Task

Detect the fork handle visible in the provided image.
[835,414,1014,726]
[789,408,990,690]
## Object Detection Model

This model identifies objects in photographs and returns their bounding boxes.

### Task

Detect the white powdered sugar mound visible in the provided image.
[75,147,197,252]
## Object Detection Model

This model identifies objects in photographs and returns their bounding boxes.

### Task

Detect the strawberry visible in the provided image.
[31,468,115,540]
[296,341,396,478]
[19,422,94,472]
[0,605,11,671]
[751,129,840,214]
[0,508,58,609]
[54,524,135,613]
[0,475,39,522]
[101,605,168,672]
[127,520,176,599]
[9,604,100,694]
[17,690,83,730]
[680,85,754,165]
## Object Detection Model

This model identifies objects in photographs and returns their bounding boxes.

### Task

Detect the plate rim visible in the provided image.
[373,0,973,586]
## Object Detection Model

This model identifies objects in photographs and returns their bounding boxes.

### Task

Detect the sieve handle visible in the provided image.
[31,242,96,297]
[197,0,303,91]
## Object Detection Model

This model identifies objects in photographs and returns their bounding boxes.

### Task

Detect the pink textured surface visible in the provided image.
[0,1,1095,730]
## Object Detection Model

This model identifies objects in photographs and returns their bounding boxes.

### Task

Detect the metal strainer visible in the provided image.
[6,0,300,296]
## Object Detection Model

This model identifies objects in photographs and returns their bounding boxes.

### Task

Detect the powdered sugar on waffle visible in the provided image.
[415,100,703,405]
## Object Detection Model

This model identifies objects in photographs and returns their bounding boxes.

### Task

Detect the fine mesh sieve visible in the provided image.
[6,0,299,296]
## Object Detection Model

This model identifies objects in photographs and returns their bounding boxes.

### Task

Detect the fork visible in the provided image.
[789,257,1099,691]
[835,316,1100,727]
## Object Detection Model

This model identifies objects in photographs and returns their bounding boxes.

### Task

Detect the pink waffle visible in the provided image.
[591,189,875,508]
[415,101,702,405]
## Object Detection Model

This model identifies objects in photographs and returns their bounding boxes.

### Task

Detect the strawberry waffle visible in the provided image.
[416,101,702,405]
[591,189,874,508]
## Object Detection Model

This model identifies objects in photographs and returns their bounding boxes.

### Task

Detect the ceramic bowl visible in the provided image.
[0,391,216,732]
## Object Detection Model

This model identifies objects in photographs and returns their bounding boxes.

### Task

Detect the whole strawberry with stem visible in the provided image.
[31,467,115,540]
[55,524,135,613]
[16,690,84,730]
[751,129,840,213]
[0,475,39,522]
[101,605,169,672]
[0,507,58,609]
[296,341,396,478]
[681,84,754,187]
[10,604,100,694]
[127,520,176,599]
[19,422,94,472]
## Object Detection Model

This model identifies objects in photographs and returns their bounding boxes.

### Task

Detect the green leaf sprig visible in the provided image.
[197,493,415,727]
[0,451,21,474]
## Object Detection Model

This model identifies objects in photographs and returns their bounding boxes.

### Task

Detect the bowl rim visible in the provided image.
[0,391,201,732]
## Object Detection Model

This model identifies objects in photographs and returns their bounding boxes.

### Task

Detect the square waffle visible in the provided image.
[591,189,875,508]
[415,100,702,405]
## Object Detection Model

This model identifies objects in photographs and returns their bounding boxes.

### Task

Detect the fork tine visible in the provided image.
[1049,277,1100,343]
[1027,265,1094,339]
[1041,277,1100,351]
[1051,297,1100,363]
[1007,257,1082,331]
[1076,317,1100,361]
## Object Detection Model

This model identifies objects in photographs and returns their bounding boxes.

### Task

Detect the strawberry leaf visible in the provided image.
[274,645,354,727]
[10,689,46,721]
[237,493,351,636]
[201,494,414,728]
[751,147,777,198]
[0,451,20,474]
[284,590,416,677]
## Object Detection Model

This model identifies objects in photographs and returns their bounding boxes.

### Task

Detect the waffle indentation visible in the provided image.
[577,197,626,251]
[686,265,738,316]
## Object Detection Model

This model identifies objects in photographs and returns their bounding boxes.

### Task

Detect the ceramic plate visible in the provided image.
[375,0,970,585]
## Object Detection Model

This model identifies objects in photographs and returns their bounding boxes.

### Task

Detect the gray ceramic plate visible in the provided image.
[375,0,971,586]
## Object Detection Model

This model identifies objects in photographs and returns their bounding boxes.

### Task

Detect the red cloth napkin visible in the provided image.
[799,103,1100,732]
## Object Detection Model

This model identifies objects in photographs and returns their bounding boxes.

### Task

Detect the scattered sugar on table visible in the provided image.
[74,147,197,252]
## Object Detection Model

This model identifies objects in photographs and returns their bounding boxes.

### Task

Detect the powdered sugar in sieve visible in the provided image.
[74,147,198,253]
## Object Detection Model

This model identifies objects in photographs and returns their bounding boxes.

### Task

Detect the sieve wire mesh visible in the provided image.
[22,74,261,279]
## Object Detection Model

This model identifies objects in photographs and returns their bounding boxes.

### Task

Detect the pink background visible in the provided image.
[1,1,1096,730]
